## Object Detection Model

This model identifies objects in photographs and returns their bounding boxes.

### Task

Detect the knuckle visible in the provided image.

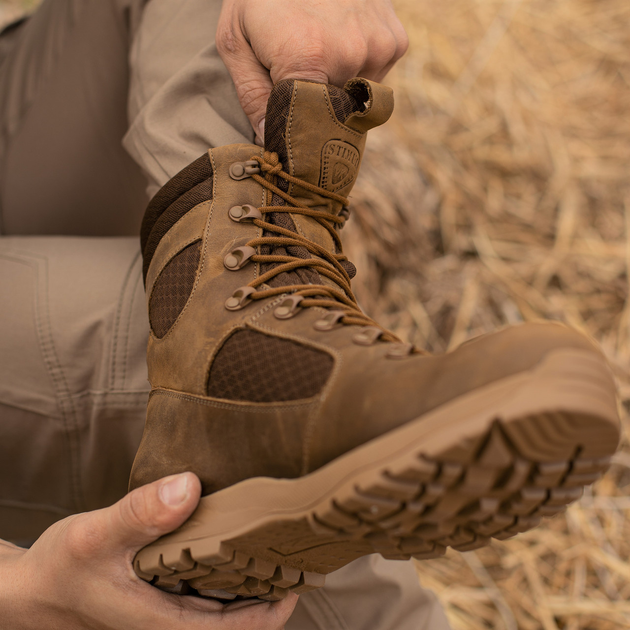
[366,36,398,69]
[275,38,329,77]
[302,42,328,67]
[120,488,151,533]
[388,19,409,60]
[235,80,270,117]
[384,33,402,61]
[344,38,369,70]
[394,29,410,59]
[216,22,240,56]
[63,515,103,559]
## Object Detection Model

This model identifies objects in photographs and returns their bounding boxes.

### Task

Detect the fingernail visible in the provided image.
[258,117,265,142]
[159,473,189,506]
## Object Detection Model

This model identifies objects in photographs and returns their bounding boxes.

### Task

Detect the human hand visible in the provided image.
[0,473,298,630]
[216,0,408,142]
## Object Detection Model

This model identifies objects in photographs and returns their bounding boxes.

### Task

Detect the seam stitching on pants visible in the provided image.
[110,248,142,389]
[121,254,143,387]
[29,252,86,512]
[0,499,73,516]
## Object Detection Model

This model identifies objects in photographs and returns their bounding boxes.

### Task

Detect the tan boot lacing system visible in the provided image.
[224,151,420,355]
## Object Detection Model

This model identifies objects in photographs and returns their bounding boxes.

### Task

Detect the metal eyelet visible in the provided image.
[313,310,346,331]
[274,295,304,320]
[352,326,383,346]
[229,161,261,180]
[386,343,414,359]
[229,204,262,222]
[224,246,256,271]
[225,286,256,311]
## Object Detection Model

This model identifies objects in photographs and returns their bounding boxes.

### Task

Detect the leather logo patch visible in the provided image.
[320,140,360,192]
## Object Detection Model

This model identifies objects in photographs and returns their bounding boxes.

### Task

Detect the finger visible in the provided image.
[268,39,331,85]
[356,29,403,81]
[217,16,273,142]
[102,472,201,553]
[182,592,299,628]
[226,50,274,143]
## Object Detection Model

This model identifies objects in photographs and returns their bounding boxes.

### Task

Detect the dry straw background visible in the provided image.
[2,0,630,628]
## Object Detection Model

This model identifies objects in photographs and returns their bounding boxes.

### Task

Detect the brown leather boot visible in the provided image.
[130,78,619,601]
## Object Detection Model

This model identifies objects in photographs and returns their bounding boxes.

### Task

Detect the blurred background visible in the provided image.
[2,0,630,627]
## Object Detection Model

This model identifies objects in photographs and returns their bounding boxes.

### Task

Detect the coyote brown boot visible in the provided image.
[130,78,620,601]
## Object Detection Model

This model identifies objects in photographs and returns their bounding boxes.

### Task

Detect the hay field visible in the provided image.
[2,0,630,628]
[350,1,630,628]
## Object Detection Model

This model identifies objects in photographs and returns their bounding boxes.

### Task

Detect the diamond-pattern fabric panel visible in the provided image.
[207,330,334,402]
[264,79,295,166]
[328,84,362,123]
[149,241,202,338]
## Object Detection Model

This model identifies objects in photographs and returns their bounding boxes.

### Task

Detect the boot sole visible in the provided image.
[134,348,620,600]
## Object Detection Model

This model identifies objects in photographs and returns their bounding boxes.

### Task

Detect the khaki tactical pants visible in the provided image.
[0,1,451,628]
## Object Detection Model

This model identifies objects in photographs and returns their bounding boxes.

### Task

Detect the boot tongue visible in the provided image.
[260,78,393,290]
[264,79,366,199]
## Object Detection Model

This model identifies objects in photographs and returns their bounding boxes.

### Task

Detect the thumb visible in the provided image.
[222,46,330,145]
[103,472,201,553]
[216,6,272,142]
[220,42,273,143]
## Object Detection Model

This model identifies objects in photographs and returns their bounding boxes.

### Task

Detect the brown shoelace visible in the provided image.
[234,151,401,343]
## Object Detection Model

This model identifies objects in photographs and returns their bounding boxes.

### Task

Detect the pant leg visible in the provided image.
[0,0,253,235]
[288,556,452,630]
[0,0,149,236]
[0,235,451,630]
[0,2,450,626]
[0,236,149,540]
[123,0,253,199]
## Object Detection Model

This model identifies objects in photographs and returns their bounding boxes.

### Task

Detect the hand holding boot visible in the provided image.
[0,473,297,630]
[216,0,409,142]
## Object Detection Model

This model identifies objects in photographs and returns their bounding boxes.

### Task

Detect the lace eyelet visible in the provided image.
[225,286,256,311]
[229,161,261,180]
[224,246,256,271]
[229,204,262,222]
[274,295,304,320]
[313,310,346,331]
[386,343,414,359]
[352,326,383,346]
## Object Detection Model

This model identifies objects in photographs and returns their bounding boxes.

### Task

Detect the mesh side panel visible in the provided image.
[149,241,202,338]
[328,84,362,123]
[141,153,212,253]
[264,79,296,166]
[142,177,213,281]
[207,330,334,402]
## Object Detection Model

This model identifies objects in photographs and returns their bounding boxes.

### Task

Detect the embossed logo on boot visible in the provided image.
[333,163,350,185]
[320,140,360,193]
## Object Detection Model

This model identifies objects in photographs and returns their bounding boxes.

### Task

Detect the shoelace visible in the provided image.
[228,151,402,344]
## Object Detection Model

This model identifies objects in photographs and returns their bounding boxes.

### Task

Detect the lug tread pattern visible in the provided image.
[134,418,614,601]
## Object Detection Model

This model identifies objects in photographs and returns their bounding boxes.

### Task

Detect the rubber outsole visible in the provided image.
[133,349,620,601]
